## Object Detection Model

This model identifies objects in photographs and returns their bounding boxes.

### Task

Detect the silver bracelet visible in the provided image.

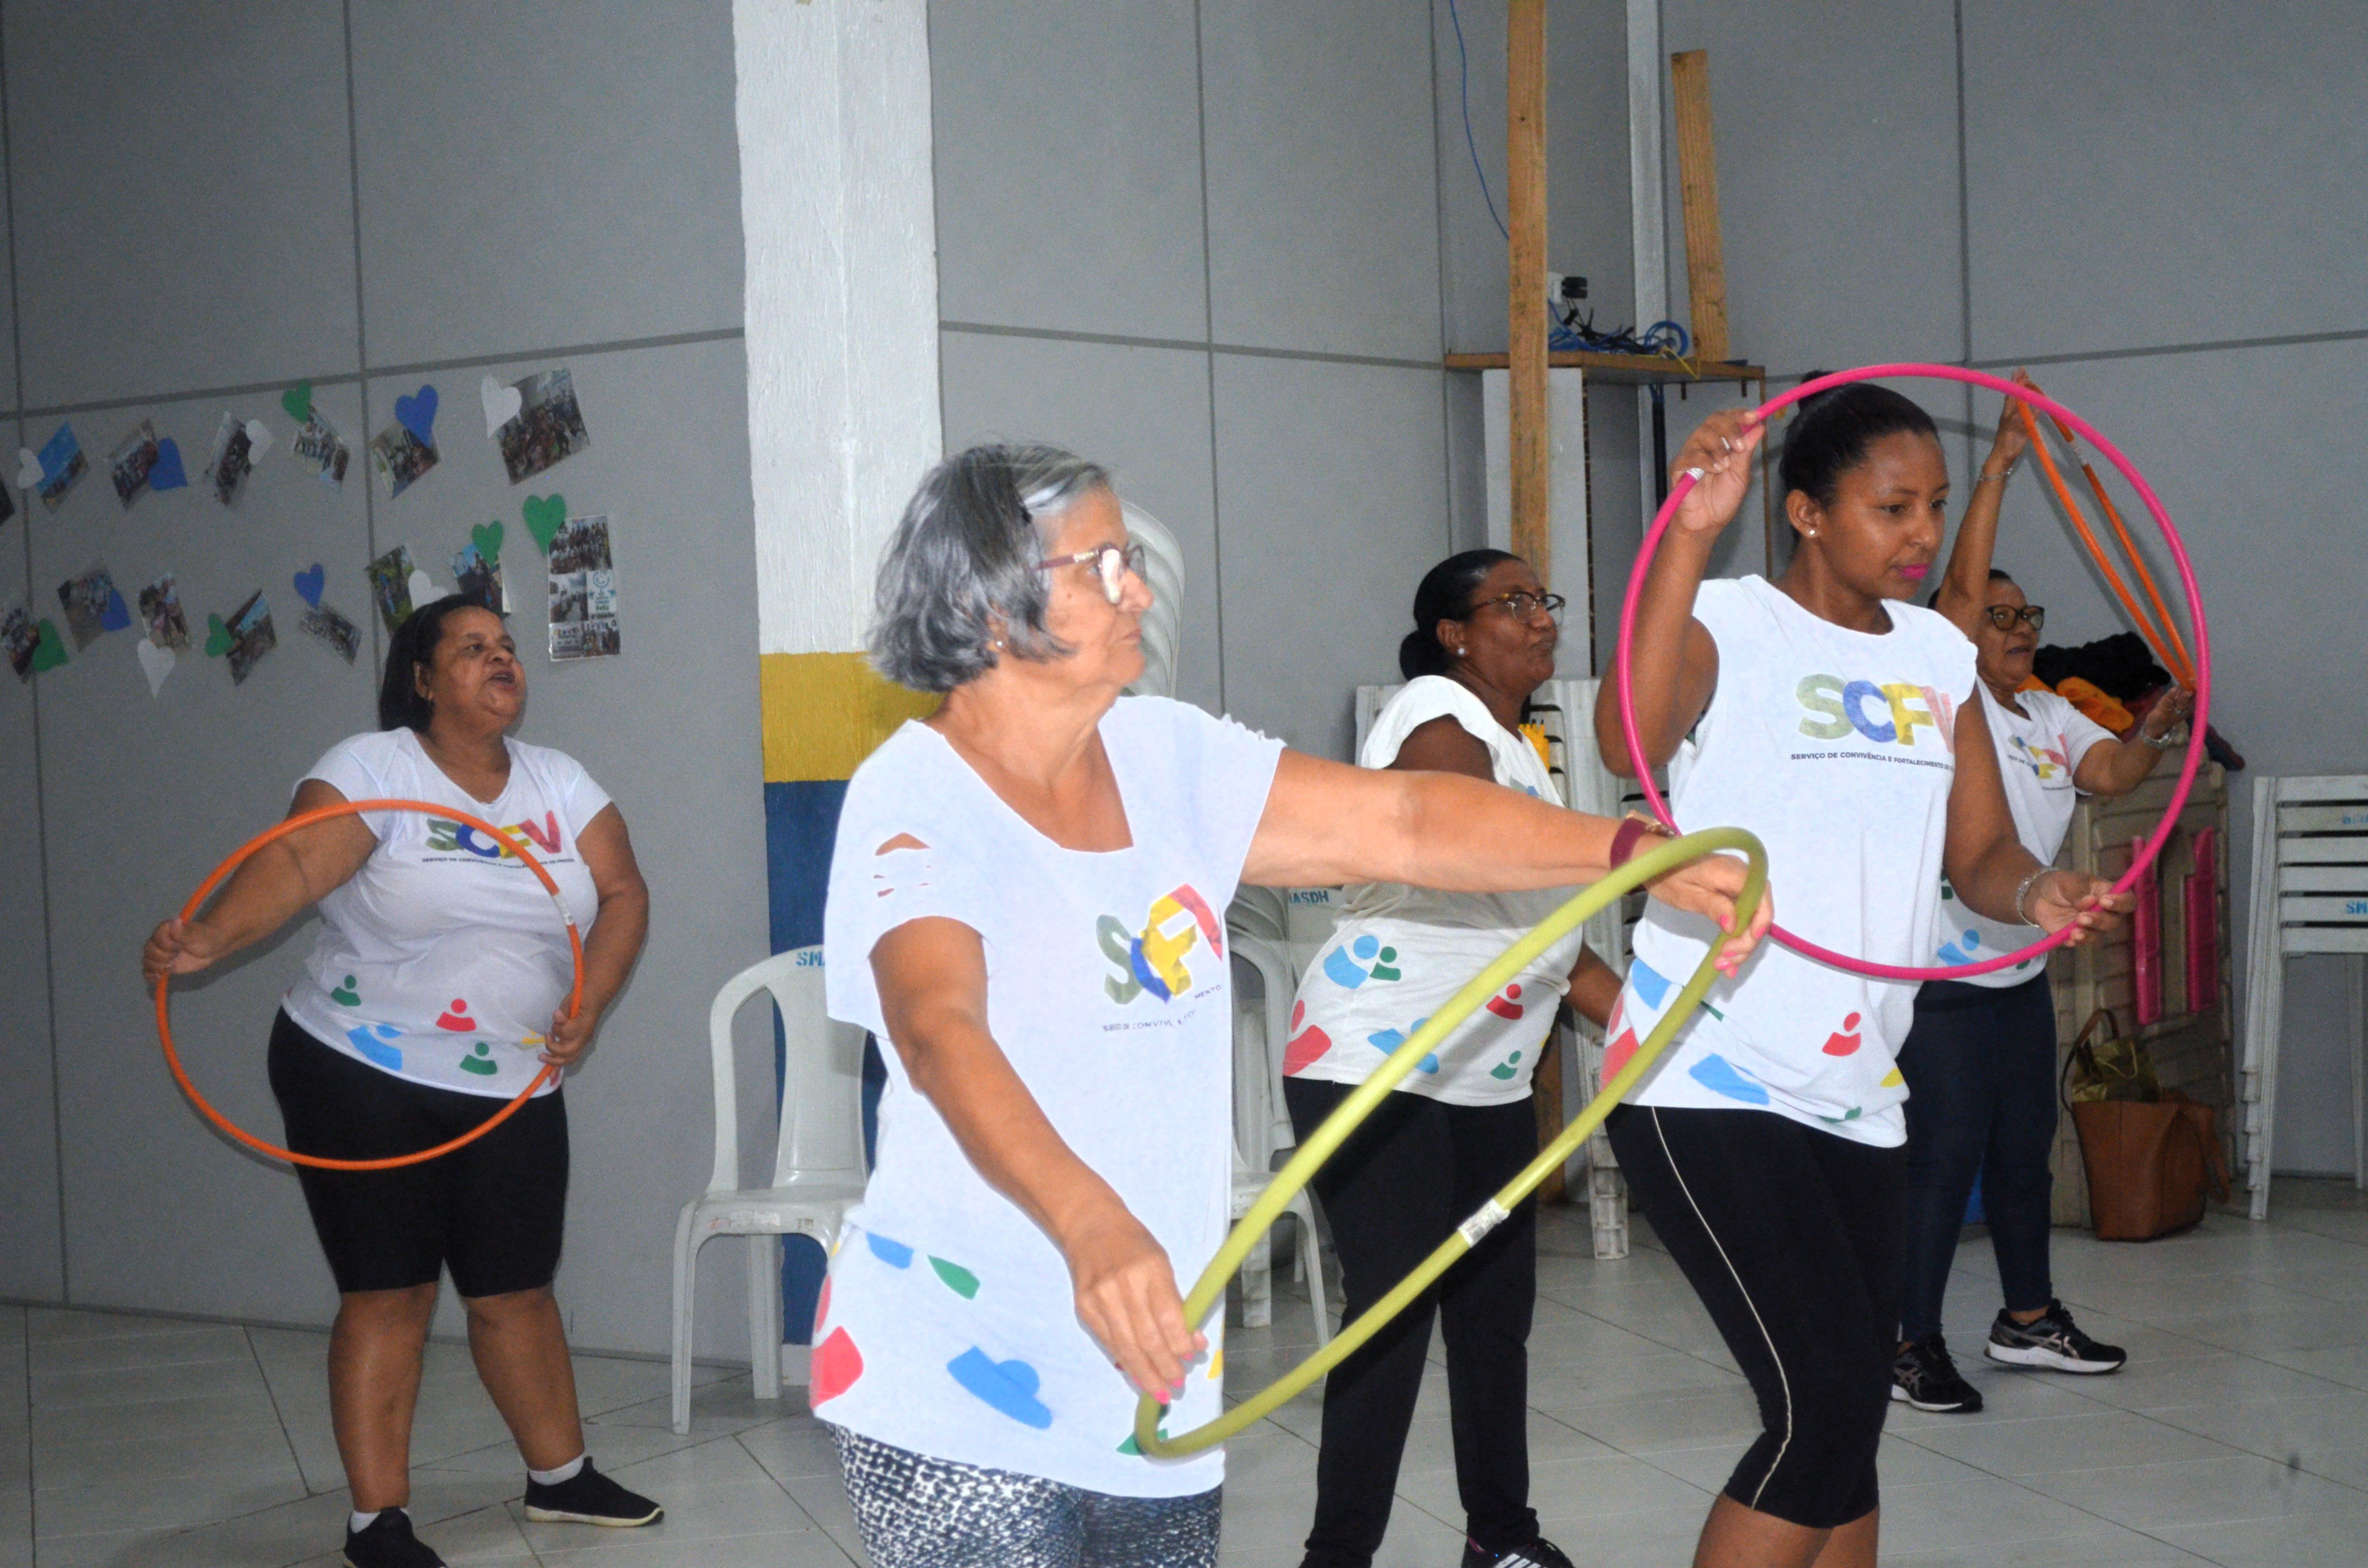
[2011,867,2050,925]
[2140,723,2184,750]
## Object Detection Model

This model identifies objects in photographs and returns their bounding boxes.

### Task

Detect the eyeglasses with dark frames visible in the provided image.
[1981,604,2046,632]
[1036,541,1147,606]
[1469,590,1567,623]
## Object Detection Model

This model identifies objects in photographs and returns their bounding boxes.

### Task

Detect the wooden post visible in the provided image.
[1668,49,1728,364]
[1507,0,1549,588]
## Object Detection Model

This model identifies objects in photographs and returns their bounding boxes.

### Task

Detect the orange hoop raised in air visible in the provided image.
[155,797,584,1171]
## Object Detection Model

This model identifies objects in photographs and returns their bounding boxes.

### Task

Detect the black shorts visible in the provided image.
[269,1011,569,1298]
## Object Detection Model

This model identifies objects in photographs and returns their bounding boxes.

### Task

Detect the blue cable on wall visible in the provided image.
[1447,0,1509,240]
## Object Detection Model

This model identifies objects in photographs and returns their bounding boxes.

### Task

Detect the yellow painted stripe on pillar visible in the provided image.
[761,650,942,783]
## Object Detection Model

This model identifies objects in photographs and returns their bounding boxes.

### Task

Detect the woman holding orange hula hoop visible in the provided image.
[141,598,659,1568]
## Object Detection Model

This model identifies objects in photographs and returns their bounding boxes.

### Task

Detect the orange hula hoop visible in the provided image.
[2014,401,2195,688]
[155,797,585,1171]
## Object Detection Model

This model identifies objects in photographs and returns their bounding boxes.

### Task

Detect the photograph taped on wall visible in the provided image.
[547,514,618,661]
[207,412,254,505]
[224,591,275,685]
[291,411,350,489]
[497,368,591,485]
[3,606,40,679]
[370,420,438,499]
[451,540,506,614]
[56,563,127,650]
[109,421,160,507]
[366,545,417,634]
[139,575,189,651]
[300,603,361,663]
[37,423,85,511]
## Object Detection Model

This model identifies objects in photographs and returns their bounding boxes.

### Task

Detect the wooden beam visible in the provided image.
[1507,0,1549,587]
[1667,49,1729,364]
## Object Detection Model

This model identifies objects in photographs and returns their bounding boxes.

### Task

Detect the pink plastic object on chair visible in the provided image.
[2187,827,2220,1013]
[2132,836,2163,1027]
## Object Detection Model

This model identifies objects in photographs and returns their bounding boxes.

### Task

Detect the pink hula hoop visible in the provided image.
[1614,362,2212,983]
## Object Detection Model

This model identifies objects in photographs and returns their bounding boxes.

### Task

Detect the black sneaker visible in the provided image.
[522,1458,664,1527]
[1461,1535,1577,1568]
[344,1509,445,1568]
[1986,1299,2127,1374]
[1891,1335,1983,1413]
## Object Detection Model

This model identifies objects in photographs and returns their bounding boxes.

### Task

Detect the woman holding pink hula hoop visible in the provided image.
[1591,380,2125,1567]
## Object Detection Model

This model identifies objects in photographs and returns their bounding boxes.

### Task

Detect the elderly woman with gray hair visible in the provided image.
[815,443,1772,1568]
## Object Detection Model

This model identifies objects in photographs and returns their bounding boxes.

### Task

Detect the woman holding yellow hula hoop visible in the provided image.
[1594,385,2125,1568]
[814,444,1769,1568]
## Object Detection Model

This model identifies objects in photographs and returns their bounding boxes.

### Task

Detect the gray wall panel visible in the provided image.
[4,0,358,410]
[1658,0,1961,377]
[1201,0,1442,361]
[1213,356,1449,760]
[350,0,743,368]
[0,421,62,1300]
[938,330,1223,715]
[35,385,376,1319]
[1963,0,2368,363]
[929,0,1209,342]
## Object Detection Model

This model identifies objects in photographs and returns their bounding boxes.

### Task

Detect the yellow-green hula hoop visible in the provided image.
[1135,826,1768,1458]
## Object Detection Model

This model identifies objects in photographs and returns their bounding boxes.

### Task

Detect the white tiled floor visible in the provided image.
[14,1184,2368,1566]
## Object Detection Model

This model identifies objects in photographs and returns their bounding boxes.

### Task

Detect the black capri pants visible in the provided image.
[1606,1103,1906,1530]
[268,1010,569,1298]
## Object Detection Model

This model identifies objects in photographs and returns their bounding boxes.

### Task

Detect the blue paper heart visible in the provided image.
[294,564,325,608]
[98,588,130,632]
[395,385,438,446]
[149,438,187,490]
[946,1347,1052,1429]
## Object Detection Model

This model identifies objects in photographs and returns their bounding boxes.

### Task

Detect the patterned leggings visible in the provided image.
[829,1426,1222,1568]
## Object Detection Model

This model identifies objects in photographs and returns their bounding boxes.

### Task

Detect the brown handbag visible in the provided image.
[2061,1013,2231,1240]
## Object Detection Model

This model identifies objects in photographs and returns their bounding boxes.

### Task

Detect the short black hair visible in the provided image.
[378,594,489,731]
[1780,375,1940,510]
[1400,549,1520,679]
[1929,567,2014,610]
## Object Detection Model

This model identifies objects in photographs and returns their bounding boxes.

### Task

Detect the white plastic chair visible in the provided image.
[670,948,869,1433]
[1227,927,1328,1342]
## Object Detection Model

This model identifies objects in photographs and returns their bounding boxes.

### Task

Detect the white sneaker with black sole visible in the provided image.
[1984,1299,2126,1374]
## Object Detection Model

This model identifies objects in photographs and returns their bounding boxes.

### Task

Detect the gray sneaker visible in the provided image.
[1986,1299,2126,1374]
[1891,1335,1983,1413]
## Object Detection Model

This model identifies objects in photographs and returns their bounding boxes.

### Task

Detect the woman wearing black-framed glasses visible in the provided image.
[1892,373,2195,1417]
[1280,548,1621,1568]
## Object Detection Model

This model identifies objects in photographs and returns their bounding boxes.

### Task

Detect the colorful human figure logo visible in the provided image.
[1322,934,1401,990]
[458,1041,499,1077]
[1821,1013,1863,1056]
[330,974,361,1006]
[1485,982,1524,1020]
[344,1023,403,1071]
[1282,1000,1332,1076]
[1366,1019,1437,1073]
[436,998,476,1032]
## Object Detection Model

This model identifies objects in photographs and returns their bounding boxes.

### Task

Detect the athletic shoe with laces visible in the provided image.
[1461,1534,1577,1568]
[1985,1298,2127,1374]
[1890,1334,1983,1413]
[522,1458,664,1527]
[343,1508,445,1568]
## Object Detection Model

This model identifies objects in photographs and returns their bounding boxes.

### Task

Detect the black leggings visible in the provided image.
[1896,976,2059,1340]
[1607,1104,1906,1531]
[1284,1079,1538,1568]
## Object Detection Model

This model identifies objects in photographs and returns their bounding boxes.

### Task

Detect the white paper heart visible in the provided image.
[244,420,274,465]
[137,637,175,696]
[407,569,436,607]
[481,374,522,437]
[15,448,40,489]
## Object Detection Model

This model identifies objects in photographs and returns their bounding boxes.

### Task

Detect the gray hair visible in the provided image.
[868,443,1113,692]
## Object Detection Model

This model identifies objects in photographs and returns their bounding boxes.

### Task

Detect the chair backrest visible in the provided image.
[2257,774,2368,957]
[1229,931,1299,1166]
[704,947,869,1196]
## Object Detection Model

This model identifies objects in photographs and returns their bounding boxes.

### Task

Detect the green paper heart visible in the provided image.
[204,613,231,657]
[281,382,311,423]
[472,521,504,564]
[29,618,66,673]
[521,494,565,552]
